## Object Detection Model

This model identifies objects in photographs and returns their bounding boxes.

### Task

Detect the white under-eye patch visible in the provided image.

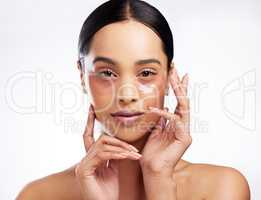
[137,83,156,94]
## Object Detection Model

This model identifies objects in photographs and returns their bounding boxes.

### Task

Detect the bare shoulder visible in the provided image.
[184,162,251,200]
[16,165,81,200]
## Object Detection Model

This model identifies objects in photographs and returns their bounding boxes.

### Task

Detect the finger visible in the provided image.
[150,116,164,136]
[97,153,129,164]
[171,62,180,82]
[102,144,142,159]
[170,67,186,98]
[108,159,119,174]
[114,151,142,160]
[162,107,169,129]
[178,73,190,121]
[169,67,188,109]
[175,70,187,97]
[181,73,189,95]
[159,107,168,131]
[99,151,141,161]
[148,106,179,121]
[100,134,139,153]
[83,104,96,152]
[149,107,168,135]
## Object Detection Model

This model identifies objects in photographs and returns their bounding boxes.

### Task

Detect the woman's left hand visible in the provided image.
[140,65,192,177]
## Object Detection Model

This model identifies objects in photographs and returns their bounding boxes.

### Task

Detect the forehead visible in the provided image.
[88,20,167,65]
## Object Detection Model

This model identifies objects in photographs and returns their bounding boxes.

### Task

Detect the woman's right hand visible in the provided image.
[75,105,142,200]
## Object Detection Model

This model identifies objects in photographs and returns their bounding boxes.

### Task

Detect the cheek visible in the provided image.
[88,77,115,112]
[135,81,165,130]
[137,78,166,109]
[88,74,114,91]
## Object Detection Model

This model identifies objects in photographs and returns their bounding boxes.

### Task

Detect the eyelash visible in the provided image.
[97,69,116,78]
[140,69,157,77]
[97,68,157,78]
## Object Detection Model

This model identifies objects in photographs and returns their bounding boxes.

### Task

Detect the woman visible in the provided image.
[17,0,250,199]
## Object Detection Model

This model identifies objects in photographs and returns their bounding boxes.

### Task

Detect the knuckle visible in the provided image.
[98,135,107,144]
[102,134,108,139]
[103,152,112,159]
[102,144,111,152]
[183,101,189,108]
[185,135,192,145]
[175,121,183,129]
[96,151,103,159]
[99,134,105,141]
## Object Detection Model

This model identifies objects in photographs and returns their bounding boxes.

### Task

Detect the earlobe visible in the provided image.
[77,60,82,71]
[171,62,175,69]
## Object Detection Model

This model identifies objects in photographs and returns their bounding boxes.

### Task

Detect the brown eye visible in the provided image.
[139,69,157,77]
[97,69,117,78]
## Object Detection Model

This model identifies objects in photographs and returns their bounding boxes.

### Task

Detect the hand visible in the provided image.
[140,66,191,177]
[75,105,142,200]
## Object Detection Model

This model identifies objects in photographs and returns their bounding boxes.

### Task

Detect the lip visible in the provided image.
[110,110,144,117]
[112,115,143,126]
[110,110,144,126]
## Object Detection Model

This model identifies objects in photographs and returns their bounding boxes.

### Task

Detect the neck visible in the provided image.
[118,132,150,200]
[100,129,188,200]
[100,129,150,199]
[129,130,151,152]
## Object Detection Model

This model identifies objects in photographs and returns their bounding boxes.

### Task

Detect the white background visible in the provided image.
[1,0,260,199]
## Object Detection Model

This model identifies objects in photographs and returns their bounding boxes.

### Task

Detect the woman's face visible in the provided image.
[79,20,170,142]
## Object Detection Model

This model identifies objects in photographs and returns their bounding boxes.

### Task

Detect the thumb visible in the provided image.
[108,159,119,174]
[83,104,96,152]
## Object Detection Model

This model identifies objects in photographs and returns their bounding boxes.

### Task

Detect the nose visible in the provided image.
[117,83,139,105]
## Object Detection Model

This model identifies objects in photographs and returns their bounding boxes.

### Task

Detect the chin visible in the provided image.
[114,130,147,142]
[101,121,155,143]
[97,112,158,142]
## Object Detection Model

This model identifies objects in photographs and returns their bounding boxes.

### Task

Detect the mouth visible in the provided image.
[110,110,145,126]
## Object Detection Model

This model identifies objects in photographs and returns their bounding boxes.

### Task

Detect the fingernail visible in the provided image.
[129,145,139,152]
[130,151,142,157]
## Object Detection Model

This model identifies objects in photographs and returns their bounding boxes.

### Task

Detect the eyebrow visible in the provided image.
[92,56,161,66]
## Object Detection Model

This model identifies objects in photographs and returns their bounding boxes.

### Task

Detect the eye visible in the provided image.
[139,69,157,77]
[97,69,117,78]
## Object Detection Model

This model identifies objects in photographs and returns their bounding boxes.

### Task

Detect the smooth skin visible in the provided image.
[16,20,250,200]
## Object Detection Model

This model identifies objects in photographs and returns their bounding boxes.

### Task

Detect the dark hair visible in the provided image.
[78,0,174,71]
